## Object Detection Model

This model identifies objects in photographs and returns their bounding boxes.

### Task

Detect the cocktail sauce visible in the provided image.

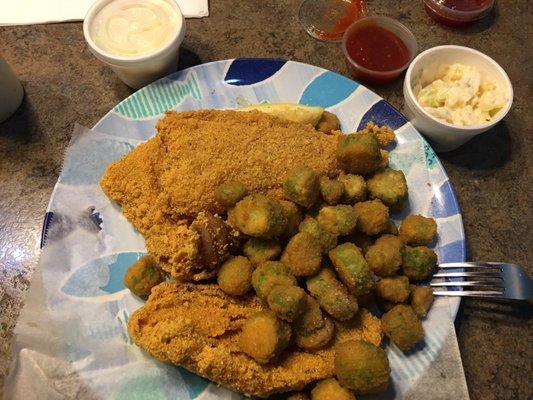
[345,23,410,72]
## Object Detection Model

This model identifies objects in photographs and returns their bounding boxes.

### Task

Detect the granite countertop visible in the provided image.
[0,0,531,399]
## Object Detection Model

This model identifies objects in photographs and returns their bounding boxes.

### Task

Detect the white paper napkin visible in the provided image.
[0,0,209,26]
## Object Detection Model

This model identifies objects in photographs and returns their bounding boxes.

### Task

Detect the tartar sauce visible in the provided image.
[414,63,507,126]
[90,0,180,57]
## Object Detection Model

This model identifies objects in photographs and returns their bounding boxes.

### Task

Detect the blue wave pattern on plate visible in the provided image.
[62,252,145,298]
[357,100,408,131]
[113,71,203,119]
[224,58,286,86]
[431,180,462,219]
[41,59,466,399]
[299,71,359,108]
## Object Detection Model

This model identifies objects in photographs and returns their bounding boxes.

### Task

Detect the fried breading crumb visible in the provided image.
[359,121,396,148]
[128,281,382,398]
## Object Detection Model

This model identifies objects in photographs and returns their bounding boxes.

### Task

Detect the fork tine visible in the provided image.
[438,262,502,269]
[432,271,502,278]
[430,281,504,288]
[433,290,503,297]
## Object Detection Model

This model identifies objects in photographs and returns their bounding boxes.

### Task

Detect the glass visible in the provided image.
[299,0,367,41]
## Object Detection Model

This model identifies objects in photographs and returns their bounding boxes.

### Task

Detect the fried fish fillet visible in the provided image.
[128,281,383,398]
[100,110,340,281]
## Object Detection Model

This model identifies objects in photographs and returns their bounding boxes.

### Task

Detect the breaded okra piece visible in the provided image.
[239,310,291,364]
[215,181,248,208]
[317,205,358,236]
[267,284,307,322]
[306,268,358,321]
[293,295,335,350]
[353,199,389,236]
[375,275,411,303]
[283,165,320,208]
[281,231,322,277]
[410,286,434,318]
[311,378,355,400]
[365,234,404,277]
[319,175,345,205]
[381,304,424,350]
[336,132,382,175]
[298,216,338,254]
[243,238,282,265]
[124,255,164,298]
[230,194,287,239]
[334,339,390,394]
[329,243,376,296]
[367,168,408,212]
[251,261,297,299]
[338,173,367,204]
[217,256,253,296]
[401,246,438,281]
[399,215,437,246]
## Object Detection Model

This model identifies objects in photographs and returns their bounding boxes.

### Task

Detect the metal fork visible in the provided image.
[430,262,533,301]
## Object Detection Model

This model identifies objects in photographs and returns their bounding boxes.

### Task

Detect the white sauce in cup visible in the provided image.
[90,0,180,57]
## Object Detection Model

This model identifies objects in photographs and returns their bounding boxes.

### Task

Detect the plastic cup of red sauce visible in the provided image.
[342,16,418,85]
[424,0,495,26]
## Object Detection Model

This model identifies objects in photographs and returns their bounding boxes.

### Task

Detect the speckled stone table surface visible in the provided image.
[0,0,531,399]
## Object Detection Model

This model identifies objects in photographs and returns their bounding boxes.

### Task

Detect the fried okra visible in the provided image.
[306,268,358,321]
[336,132,382,175]
[401,246,437,281]
[367,168,408,212]
[239,311,291,364]
[353,199,389,236]
[215,181,248,208]
[316,110,341,134]
[288,393,310,400]
[311,378,355,400]
[217,256,253,296]
[375,275,410,303]
[252,261,297,299]
[329,243,375,296]
[279,200,303,237]
[365,235,404,277]
[283,166,320,208]
[267,284,307,322]
[411,286,434,318]
[124,255,164,297]
[399,215,437,246]
[317,205,358,236]
[281,232,322,277]
[319,176,345,205]
[338,173,367,204]
[334,339,390,394]
[243,238,282,265]
[381,305,424,350]
[298,216,338,254]
[294,295,335,350]
[230,195,287,239]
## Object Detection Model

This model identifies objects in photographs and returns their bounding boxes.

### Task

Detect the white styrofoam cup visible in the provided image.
[83,0,186,89]
[403,45,513,152]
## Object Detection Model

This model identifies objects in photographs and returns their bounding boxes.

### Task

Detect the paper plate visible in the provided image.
[41,58,466,399]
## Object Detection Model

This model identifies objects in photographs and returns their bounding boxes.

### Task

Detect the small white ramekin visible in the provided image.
[403,45,513,152]
[83,0,186,89]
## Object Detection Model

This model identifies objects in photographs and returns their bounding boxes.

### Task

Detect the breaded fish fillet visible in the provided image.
[100,110,340,281]
[128,281,383,398]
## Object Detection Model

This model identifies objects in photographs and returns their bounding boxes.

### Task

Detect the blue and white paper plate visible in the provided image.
[42,58,466,399]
